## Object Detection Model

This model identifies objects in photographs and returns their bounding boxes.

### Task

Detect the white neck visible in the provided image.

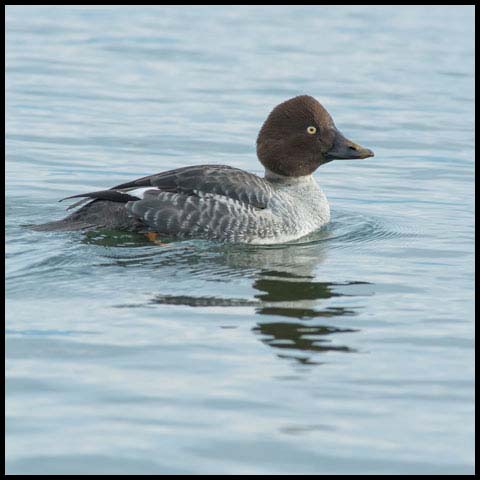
[264,168,315,186]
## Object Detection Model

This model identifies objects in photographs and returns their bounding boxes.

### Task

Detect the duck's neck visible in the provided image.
[264,168,316,186]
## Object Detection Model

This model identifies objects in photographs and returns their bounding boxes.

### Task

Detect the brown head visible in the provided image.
[256,95,374,177]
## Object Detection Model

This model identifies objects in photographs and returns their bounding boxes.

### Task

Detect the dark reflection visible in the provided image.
[257,306,351,319]
[151,294,257,307]
[96,228,374,366]
[82,229,152,248]
[147,268,370,364]
[251,272,365,362]
[254,276,347,302]
[252,322,356,353]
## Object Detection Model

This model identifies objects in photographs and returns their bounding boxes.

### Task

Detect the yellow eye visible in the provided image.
[307,126,317,134]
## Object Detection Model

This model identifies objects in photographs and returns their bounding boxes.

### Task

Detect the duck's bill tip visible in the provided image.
[358,148,374,159]
[325,131,374,161]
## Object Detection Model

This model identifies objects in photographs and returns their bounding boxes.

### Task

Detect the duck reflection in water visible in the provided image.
[251,272,361,365]
[141,236,373,366]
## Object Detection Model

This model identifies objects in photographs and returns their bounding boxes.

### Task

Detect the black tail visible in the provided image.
[32,198,144,232]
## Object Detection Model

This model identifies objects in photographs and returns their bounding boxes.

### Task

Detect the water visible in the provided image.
[5,5,474,475]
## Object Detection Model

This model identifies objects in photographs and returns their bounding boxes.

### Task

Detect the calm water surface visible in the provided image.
[5,5,474,475]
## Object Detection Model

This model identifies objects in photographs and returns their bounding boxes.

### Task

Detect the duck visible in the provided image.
[33,95,374,244]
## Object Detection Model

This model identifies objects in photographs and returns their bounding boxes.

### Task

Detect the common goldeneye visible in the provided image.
[34,95,373,244]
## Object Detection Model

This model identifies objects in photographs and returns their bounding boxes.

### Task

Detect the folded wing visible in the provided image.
[113,164,273,210]
[46,165,275,239]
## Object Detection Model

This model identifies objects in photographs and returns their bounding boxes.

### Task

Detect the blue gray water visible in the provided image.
[5,5,475,475]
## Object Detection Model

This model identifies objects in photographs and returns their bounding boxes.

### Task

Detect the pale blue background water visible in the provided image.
[5,5,475,475]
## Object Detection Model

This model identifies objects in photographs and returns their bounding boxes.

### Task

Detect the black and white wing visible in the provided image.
[121,165,275,241]
[112,164,273,210]
[42,165,276,240]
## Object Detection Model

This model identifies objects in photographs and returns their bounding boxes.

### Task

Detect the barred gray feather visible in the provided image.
[34,165,330,243]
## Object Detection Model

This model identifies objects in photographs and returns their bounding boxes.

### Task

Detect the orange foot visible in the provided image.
[145,232,167,246]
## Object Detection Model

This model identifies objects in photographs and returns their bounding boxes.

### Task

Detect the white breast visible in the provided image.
[264,174,330,243]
